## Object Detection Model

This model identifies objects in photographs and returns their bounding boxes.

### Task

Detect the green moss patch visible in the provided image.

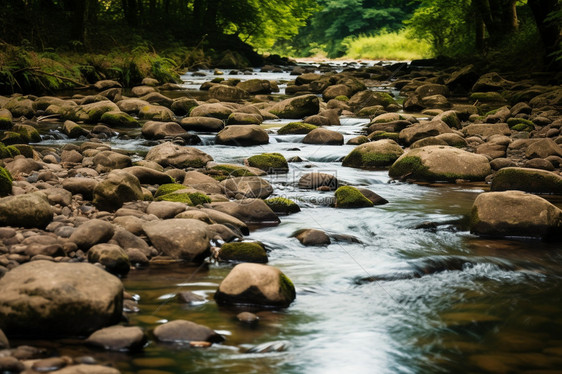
[156,192,193,205]
[218,242,268,263]
[491,168,562,194]
[507,118,534,132]
[368,131,400,142]
[247,153,289,173]
[278,272,296,302]
[334,186,374,208]
[154,183,186,198]
[342,147,400,169]
[0,167,13,196]
[265,197,301,215]
[277,122,317,135]
[209,164,257,181]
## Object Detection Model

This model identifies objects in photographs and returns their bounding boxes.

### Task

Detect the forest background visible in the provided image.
[0,0,560,93]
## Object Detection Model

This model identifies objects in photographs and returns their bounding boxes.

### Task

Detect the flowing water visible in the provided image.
[31,64,562,373]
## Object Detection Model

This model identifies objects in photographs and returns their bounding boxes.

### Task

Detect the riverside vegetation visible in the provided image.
[0,55,560,372]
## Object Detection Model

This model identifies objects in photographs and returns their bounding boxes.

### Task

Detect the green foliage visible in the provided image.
[343,29,432,60]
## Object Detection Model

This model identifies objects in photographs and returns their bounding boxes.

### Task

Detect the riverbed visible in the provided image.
[17,63,562,374]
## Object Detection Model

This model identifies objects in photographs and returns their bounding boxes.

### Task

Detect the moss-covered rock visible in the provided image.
[277,122,317,135]
[0,109,13,130]
[470,92,506,102]
[335,186,374,208]
[154,183,186,198]
[209,164,258,181]
[186,192,212,206]
[247,153,289,173]
[0,143,20,158]
[507,118,534,132]
[100,111,140,128]
[265,197,301,215]
[156,193,193,205]
[62,120,90,138]
[342,139,404,169]
[88,243,130,276]
[269,94,320,119]
[367,131,400,142]
[389,146,491,182]
[334,95,349,102]
[12,124,41,143]
[491,167,562,194]
[1,131,25,145]
[0,167,13,197]
[9,144,33,158]
[218,242,268,264]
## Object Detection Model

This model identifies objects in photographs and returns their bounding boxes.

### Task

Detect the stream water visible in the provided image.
[28,63,562,373]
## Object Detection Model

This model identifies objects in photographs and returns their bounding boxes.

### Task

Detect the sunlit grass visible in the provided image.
[343,29,432,61]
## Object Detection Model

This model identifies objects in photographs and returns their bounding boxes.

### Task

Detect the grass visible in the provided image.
[342,29,432,61]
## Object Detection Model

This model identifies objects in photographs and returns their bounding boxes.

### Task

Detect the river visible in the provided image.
[32,62,562,373]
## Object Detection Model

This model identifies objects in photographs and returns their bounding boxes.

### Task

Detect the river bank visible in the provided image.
[0,60,561,373]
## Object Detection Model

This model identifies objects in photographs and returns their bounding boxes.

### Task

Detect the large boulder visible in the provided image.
[145,142,213,168]
[462,123,511,138]
[342,139,404,169]
[92,151,132,173]
[180,117,224,132]
[335,186,374,208]
[0,261,123,337]
[470,191,562,240]
[246,153,289,173]
[143,218,210,262]
[69,219,115,250]
[237,79,272,94]
[93,170,143,211]
[210,199,280,224]
[220,176,273,199]
[183,170,222,194]
[141,121,188,139]
[389,146,491,182]
[302,128,344,145]
[0,192,52,229]
[525,138,562,159]
[216,125,269,146]
[491,167,562,194]
[269,94,320,119]
[190,103,233,120]
[399,120,453,145]
[122,166,174,185]
[298,172,338,190]
[214,263,296,308]
[348,91,398,112]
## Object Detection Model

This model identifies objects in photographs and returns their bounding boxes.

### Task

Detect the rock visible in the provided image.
[182,170,222,194]
[138,104,175,121]
[199,208,249,235]
[20,234,64,257]
[237,79,272,94]
[218,242,268,263]
[302,128,344,145]
[69,219,115,250]
[145,142,213,168]
[220,176,273,199]
[357,188,388,205]
[0,261,123,336]
[5,97,34,118]
[277,122,317,135]
[237,311,259,325]
[146,201,187,219]
[421,94,451,109]
[435,133,467,147]
[415,83,450,98]
[0,329,8,349]
[389,145,492,182]
[122,166,174,185]
[399,120,453,145]
[0,192,52,229]
[131,85,156,97]
[88,243,130,276]
[214,263,296,308]
[524,158,555,171]
[210,199,279,224]
[470,191,562,240]
[246,153,289,173]
[0,108,13,130]
[335,186,374,208]
[177,291,205,304]
[141,121,187,139]
[143,219,210,262]
[269,94,320,119]
[525,138,562,159]
[117,98,150,114]
[62,120,90,138]
[227,112,262,125]
[180,117,224,132]
[298,172,338,190]
[0,167,12,197]
[190,103,233,120]
[216,125,269,146]
[171,97,199,116]
[265,197,300,215]
[491,167,562,194]
[0,357,24,373]
[348,91,397,112]
[139,92,173,107]
[5,157,43,175]
[62,177,97,200]
[462,123,511,137]
[153,320,224,343]
[93,170,143,211]
[86,325,146,351]
[472,72,513,92]
[342,139,404,169]
[100,111,139,128]
[476,142,506,159]
[209,84,249,102]
[293,229,331,246]
[92,151,132,173]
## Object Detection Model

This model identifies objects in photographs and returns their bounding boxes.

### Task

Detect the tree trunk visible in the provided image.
[527,0,561,69]
[71,0,86,42]
[203,0,219,37]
